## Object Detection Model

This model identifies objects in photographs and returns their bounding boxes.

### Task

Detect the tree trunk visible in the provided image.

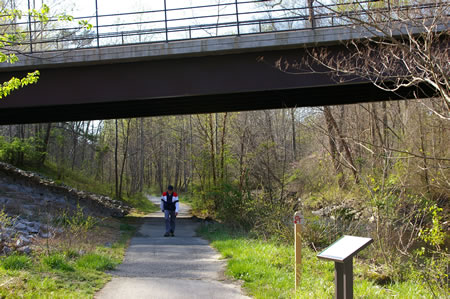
[209,114,217,185]
[71,122,81,171]
[80,121,91,167]
[291,108,297,160]
[140,118,145,192]
[39,123,52,166]
[115,120,119,199]
[417,108,431,193]
[323,106,345,186]
[326,107,359,183]
[220,112,228,181]
[119,119,131,199]
[239,113,248,190]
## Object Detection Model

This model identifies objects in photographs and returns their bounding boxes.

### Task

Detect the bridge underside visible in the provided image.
[0,46,433,125]
[0,83,429,125]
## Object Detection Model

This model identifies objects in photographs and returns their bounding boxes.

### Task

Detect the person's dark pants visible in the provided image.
[164,210,176,233]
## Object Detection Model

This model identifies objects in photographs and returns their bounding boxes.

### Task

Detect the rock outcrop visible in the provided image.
[0,215,61,255]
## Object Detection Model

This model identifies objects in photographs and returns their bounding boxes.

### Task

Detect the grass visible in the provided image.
[2,255,32,270]
[180,192,194,205]
[76,253,118,271]
[23,161,112,197]
[42,254,75,272]
[198,223,439,299]
[0,218,138,298]
[122,192,159,215]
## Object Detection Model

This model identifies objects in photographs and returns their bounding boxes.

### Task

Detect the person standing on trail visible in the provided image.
[160,185,179,237]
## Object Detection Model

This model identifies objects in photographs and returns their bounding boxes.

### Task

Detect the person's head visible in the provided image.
[167,185,174,194]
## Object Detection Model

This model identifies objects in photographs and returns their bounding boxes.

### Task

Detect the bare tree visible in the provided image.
[305,0,449,117]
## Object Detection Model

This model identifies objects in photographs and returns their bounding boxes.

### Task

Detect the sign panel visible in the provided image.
[293,211,305,224]
[317,235,373,262]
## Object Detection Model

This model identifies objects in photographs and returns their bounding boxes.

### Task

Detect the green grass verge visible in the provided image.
[180,193,193,205]
[2,255,32,271]
[122,192,159,215]
[42,254,75,272]
[76,253,118,271]
[198,223,438,299]
[0,220,137,298]
[23,162,112,197]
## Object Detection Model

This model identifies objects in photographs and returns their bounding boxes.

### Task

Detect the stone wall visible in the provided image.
[0,161,133,255]
[0,162,131,218]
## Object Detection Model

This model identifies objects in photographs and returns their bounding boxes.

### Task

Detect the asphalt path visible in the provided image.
[96,195,249,299]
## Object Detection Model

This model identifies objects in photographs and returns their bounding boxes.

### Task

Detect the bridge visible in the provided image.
[0,0,438,124]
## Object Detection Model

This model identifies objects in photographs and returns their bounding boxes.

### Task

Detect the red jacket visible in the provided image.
[160,192,179,212]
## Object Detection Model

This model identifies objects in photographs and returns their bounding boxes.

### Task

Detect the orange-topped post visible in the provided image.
[294,211,304,292]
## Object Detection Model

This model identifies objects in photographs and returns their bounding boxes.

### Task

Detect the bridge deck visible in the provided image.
[0,28,436,125]
[1,27,372,71]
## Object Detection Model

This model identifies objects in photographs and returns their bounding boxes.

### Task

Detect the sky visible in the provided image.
[8,0,313,46]
[10,0,271,42]
[14,0,261,19]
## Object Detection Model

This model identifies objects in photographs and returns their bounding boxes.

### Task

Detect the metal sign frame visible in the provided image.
[317,235,373,299]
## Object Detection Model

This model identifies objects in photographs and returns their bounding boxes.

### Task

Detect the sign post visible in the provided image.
[294,211,304,292]
[317,235,373,299]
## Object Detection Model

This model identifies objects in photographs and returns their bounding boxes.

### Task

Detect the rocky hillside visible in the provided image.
[0,162,132,255]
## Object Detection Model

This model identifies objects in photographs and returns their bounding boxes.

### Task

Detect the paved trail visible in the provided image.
[96,196,249,299]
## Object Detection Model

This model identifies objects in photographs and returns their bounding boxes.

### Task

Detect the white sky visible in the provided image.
[10,0,314,46]
[15,0,256,17]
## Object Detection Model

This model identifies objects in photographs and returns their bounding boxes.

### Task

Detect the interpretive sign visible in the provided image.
[317,235,373,263]
[317,235,373,299]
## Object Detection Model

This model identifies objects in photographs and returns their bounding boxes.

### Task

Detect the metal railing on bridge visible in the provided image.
[0,0,445,53]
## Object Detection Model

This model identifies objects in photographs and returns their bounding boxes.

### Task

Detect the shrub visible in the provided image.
[189,182,297,242]
[302,214,336,249]
[0,209,14,233]
[53,204,98,250]
[0,136,44,166]
[63,249,80,259]
[1,254,32,270]
[214,183,254,229]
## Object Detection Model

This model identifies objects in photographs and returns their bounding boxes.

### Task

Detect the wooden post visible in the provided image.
[295,221,301,289]
[294,211,304,292]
